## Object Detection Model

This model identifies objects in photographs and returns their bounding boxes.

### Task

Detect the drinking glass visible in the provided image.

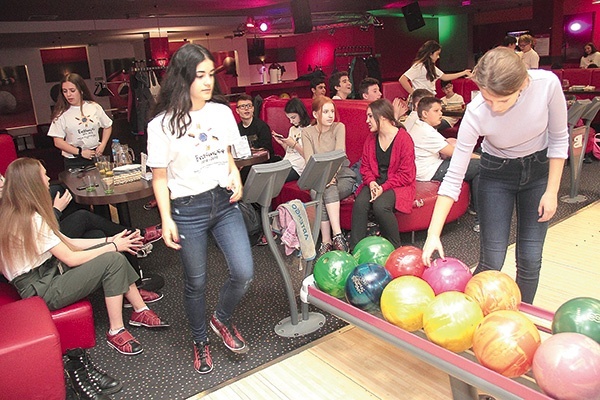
[100,176,114,194]
[83,175,96,192]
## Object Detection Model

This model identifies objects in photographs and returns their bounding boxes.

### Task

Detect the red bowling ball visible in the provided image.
[384,246,426,279]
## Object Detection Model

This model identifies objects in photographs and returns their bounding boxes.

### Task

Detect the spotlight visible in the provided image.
[360,25,369,32]
[233,29,245,37]
[259,22,269,32]
[246,17,255,28]
[569,22,582,32]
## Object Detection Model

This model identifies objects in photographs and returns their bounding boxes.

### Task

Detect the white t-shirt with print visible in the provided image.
[146,102,240,199]
[47,102,113,158]
[403,62,444,94]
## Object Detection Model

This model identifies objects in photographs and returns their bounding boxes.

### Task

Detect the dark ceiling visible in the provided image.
[0,0,531,48]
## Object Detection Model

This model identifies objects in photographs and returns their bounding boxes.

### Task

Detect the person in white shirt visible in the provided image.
[399,40,471,95]
[329,71,352,99]
[518,34,540,69]
[422,47,569,304]
[403,89,436,133]
[271,98,310,182]
[440,80,465,128]
[580,42,600,68]
[147,44,253,375]
[48,73,113,170]
[408,96,480,231]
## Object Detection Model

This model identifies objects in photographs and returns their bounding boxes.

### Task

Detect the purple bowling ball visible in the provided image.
[422,257,473,295]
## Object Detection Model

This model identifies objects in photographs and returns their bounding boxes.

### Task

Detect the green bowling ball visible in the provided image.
[352,236,395,266]
[313,250,358,298]
[552,297,600,344]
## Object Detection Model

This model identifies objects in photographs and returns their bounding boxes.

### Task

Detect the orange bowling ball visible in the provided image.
[473,310,541,377]
[380,276,435,332]
[422,291,484,353]
[464,270,521,315]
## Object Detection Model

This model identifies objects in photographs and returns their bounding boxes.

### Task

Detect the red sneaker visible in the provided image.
[129,309,170,328]
[142,224,162,244]
[193,341,213,374]
[209,315,248,354]
[124,288,163,308]
[106,329,143,355]
[143,199,158,210]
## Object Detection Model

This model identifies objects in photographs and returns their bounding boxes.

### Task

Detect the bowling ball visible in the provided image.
[532,332,600,400]
[423,291,484,353]
[384,246,426,278]
[552,297,600,344]
[472,310,541,377]
[345,263,392,312]
[381,276,435,331]
[352,236,395,266]
[464,270,521,315]
[422,257,472,295]
[313,250,357,298]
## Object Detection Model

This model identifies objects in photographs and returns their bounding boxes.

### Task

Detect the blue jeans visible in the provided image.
[171,186,254,343]
[474,149,549,304]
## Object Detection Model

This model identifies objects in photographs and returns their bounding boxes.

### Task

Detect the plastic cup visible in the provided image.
[100,176,114,194]
[83,175,96,192]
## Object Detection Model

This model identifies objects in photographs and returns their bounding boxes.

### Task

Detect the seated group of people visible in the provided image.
[234,77,479,261]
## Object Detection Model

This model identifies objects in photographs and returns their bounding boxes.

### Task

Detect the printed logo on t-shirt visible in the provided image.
[76,113,94,127]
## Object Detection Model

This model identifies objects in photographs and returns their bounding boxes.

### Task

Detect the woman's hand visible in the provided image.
[111,230,144,255]
[53,190,73,212]
[227,170,243,203]
[463,69,473,79]
[81,148,95,160]
[161,217,181,250]
[369,182,382,202]
[422,234,444,266]
[538,191,558,222]
[392,97,409,119]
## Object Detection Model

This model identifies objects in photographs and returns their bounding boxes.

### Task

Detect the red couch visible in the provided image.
[0,296,66,400]
[0,282,96,354]
[258,97,469,238]
[0,133,17,175]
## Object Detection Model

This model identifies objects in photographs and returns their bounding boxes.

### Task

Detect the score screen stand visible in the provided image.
[243,150,345,337]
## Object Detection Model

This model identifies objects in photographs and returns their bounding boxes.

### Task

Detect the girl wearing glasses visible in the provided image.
[147,44,253,375]
[422,47,568,304]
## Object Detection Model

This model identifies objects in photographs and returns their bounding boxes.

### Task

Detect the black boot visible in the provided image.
[66,348,122,395]
[64,359,112,400]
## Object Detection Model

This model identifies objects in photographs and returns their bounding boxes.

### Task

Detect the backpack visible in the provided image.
[238,201,262,246]
[593,133,600,160]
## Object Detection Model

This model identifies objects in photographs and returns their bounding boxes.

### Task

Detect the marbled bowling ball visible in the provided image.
[384,246,426,278]
[352,236,395,266]
[345,263,392,312]
[422,257,472,295]
[552,297,600,344]
[313,250,357,299]
[381,276,435,332]
[464,270,521,316]
[472,310,541,377]
[422,291,484,353]
[533,332,600,400]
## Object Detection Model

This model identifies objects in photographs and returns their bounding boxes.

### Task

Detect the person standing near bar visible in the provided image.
[147,43,253,375]
[421,47,568,304]
[48,73,113,170]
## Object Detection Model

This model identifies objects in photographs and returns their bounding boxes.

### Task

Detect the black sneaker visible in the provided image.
[193,341,213,374]
[210,315,248,354]
[332,233,349,252]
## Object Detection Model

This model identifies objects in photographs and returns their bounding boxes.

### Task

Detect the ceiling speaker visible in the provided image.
[291,0,313,34]
[402,2,425,32]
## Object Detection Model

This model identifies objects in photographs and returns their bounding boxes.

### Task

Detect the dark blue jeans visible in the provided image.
[171,186,254,343]
[474,149,549,304]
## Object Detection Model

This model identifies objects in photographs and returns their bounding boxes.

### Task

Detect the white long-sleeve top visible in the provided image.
[438,69,568,201]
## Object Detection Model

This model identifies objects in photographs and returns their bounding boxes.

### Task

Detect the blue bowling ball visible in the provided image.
[345,263,392,312]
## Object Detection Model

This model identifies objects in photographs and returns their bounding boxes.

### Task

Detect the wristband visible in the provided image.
[78,147,83,156]
[105,237,108,242]
[111,242,118,252]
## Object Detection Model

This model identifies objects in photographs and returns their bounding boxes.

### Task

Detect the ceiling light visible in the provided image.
[259,22,269,32]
